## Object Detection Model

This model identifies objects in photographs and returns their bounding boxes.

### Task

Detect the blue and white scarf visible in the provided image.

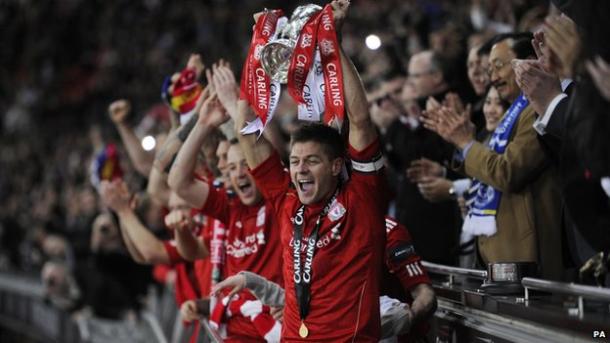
[462,94,529,237]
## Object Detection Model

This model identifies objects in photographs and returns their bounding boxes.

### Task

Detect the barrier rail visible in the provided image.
[522,277,610,319]
[0,272,167,343]
[421,261,487,285]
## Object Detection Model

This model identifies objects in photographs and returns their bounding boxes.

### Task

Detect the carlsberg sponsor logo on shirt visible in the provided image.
[226,229,267,258]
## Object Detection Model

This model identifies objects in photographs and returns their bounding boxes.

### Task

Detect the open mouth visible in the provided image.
[297,179,314,193]
[237,180,254,196]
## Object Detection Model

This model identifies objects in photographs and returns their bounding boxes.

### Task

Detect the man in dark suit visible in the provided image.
[513,13,609,275]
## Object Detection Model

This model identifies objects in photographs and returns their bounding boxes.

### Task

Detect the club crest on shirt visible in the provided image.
[327,201,346,222]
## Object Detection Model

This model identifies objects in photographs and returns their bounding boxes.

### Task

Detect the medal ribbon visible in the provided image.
[292,189,339,322]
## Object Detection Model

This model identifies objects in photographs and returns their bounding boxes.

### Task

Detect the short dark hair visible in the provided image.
[480,32,535,59]
[290,123,345,160]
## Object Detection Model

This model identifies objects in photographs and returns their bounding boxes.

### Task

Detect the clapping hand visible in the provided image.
[512,59,561,115]
[212,61,239,119]
[406,158,444,183]
[543,15,580,78]
[421,105,474,149]
[197,81,229,128]
[417,176,453,203]
[586,56,610,102]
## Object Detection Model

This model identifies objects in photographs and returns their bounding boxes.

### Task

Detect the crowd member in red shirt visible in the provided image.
[175,136,233,314]
[226,2,387,340]
[168,87,283,342]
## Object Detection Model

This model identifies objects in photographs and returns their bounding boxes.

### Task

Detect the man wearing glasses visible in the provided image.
[424,33,564,280]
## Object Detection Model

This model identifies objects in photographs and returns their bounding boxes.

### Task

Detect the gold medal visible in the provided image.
[299,321,309,338]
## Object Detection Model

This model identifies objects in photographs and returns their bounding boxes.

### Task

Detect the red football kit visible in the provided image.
[200,184,283,342]
[163,234,201,306]
[383,216,431,343]
[250,139,386,342]
[193,219,214,297]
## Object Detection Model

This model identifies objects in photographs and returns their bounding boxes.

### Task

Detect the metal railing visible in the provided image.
[0,272,167,343]
[421,261,487,285]
[522,277,610,318]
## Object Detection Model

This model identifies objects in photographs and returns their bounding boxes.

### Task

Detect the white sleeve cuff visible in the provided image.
[533,93,568,135]
[351,155,386,173]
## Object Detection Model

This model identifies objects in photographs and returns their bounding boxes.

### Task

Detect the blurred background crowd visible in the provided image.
[0,0,547,273]
[0,0,609,338]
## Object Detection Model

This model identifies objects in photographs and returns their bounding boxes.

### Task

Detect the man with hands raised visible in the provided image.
[168,63,284,342]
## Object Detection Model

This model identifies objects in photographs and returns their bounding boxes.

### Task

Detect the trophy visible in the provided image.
[260,4,323,84]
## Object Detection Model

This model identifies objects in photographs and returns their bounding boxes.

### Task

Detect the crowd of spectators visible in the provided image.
[1,0,609,340]
[0,0,551,271]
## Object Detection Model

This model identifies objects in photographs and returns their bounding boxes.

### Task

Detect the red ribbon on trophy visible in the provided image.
[287,14,320,105]
[240,10,283,126]
[287,5,345,128]
[316,5,345,128]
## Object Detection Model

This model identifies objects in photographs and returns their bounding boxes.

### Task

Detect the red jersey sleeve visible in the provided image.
[163,240,186,265]
[347,138,389,213]
[199,185,230,225]
[250,151,291,201]
[384,217,431,290]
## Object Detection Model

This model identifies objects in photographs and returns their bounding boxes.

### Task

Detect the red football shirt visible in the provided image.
[200,185,283,342]
[162,212,206,306]
[194,220,214,297]
[383,216,431,343]
[162,239,200,306]
[250,140,386,342]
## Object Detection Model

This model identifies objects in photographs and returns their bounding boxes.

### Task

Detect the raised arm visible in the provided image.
[114,198,147,264]
[108,100,154,176]
[164,209,209,261]
[332,0,377,151]
[100,180,169,265]
[213,62,275,169]
[167,90,225,208]
[146,165,171,207]
[152,112,199,174]
[339,50,377,150]
[233,100,276,169]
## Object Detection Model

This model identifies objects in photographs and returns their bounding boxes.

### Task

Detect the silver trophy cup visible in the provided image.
[260,4,323,84]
